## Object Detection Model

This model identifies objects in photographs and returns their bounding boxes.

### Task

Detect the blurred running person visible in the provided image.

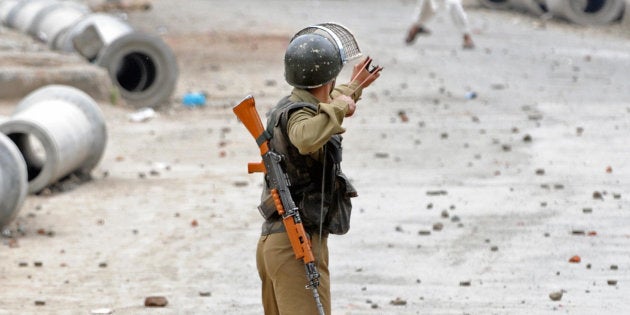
[405,0,475,49]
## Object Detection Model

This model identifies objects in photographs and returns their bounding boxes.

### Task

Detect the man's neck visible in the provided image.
[309,84,331,103]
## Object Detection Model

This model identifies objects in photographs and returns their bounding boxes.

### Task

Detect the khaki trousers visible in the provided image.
[256,232,330,315]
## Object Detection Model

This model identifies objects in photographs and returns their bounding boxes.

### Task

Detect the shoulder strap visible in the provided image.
[265,98,317,141]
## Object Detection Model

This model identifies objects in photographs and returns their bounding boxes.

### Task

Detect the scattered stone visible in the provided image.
[586,263,591,269]
[371,303,379,309]
[607,280,618,286]
[501,144,511,152]
[426,190,447,196]
[587,231,597,236]
[34,261,43,267]
[451,216,460,223]
[34,300,46,306]
[390,297,407,306]
[523,134,532,142]
[572,230,585,236]
[395,226,403,232]
[535,169,545,175]
[432,222,443,231]
[569,255,581,263]
[427,203,433,209]
[144,296,168,307]
[553,184,564,190]
[374,152,389,158]
[418,230,431,236]
[549,291,563,301]
[576,127,584,136]
[199,291,211,297]
[490,246,498,251]
[606,166,613,173]
[99,262,108,268]
[233,181,248,187]
[441,210,449,218]
[593,191,603,200]
[582,208,593,214]
[191,220,198,227]
[490,83,506,90]
[440,132,448,139]
[8,238,19,248]
[611,265,618,270]
[398,110,409,122]
[459,280,471,287]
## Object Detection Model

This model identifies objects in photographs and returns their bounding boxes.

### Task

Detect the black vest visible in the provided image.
[258,96,356,235]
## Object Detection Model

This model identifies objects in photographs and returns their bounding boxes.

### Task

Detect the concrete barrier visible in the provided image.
[0,131,28,229]
[479,0,625,25]
[0,85,107,193]
[2,0,178,108]
[4,0,56,33]
[28,0,89,45]
[477,0,512,10]
[511,0,547,16]
[0,0,20,25]
[56,13,178,108]
[544,0,625,25]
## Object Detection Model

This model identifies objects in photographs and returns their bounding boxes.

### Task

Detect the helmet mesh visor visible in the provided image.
[293,23,362,64]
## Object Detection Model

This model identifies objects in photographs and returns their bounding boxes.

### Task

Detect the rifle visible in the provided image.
[232,95,325,315]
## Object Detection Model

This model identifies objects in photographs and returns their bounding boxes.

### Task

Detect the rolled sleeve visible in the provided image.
[287,100,348,155]
[331,82,363,102]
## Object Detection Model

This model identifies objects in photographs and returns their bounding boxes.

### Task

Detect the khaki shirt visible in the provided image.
[286,82,363,158]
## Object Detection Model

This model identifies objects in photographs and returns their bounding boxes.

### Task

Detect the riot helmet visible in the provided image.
[284,33,343,89]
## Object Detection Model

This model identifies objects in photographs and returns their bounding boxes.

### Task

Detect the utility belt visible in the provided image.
[261,219,329,239]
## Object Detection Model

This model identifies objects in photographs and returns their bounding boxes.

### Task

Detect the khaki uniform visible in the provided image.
[256,83,361,315]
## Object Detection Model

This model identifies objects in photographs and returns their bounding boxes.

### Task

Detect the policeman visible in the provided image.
[255,28,382,315]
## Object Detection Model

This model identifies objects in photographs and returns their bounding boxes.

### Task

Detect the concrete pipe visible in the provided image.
[56,13,178,108]
[477,0,512,10]
[511,0,548,15]
[0,131,28,229]
[28,0,89,45]
[545,0,625,25]
[0,85,107,193]
[478,0,547,15]
[4,0,57,33]
[0,0,19,25]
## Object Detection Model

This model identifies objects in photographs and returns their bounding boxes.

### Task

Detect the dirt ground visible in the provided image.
[2,0,630,314]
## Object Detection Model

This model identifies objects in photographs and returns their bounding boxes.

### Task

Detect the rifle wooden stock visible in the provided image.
[232,95,270,156]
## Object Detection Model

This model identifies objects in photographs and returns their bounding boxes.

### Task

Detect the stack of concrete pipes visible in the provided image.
[0,0,178,108]
[0,85,107,229]
[477,0,626,26]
